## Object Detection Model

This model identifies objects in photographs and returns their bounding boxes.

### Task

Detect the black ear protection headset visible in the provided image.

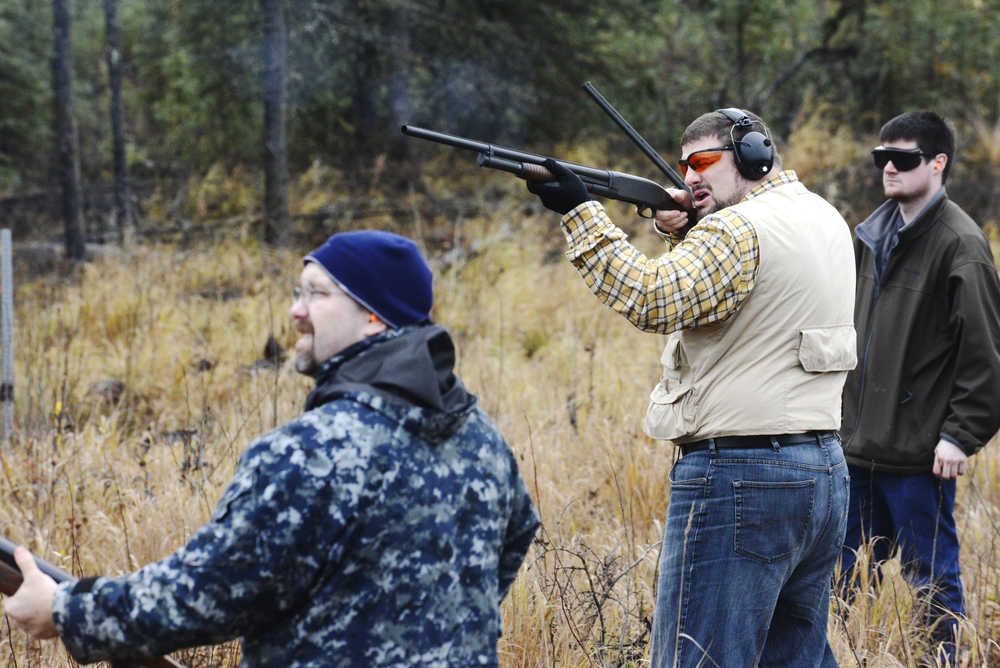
[715,108,774,180]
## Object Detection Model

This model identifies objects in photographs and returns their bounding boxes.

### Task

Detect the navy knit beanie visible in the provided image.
[305,230,433,328]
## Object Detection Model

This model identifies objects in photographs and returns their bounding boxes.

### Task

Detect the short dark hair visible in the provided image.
[681,109,782,174]
[879,111,955,183]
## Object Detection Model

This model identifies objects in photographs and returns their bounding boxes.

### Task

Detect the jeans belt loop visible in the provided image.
[707,437,717,453]
[769,436,781,450]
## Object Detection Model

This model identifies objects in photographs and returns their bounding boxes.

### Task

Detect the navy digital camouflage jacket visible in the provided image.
[52,325,540,666]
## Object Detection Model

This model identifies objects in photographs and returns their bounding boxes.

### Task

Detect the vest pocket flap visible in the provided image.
[659,334,684,369]
[645,380,698,441]
[649,380,691,404]
[798,325,857,372]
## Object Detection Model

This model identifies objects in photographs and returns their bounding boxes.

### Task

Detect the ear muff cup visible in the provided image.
[715,108,774,180]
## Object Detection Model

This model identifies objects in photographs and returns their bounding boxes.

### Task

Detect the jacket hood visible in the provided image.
[305,324,476,443]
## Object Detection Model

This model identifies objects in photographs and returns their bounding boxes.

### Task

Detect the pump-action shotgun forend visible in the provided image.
[400,124,689,218]
[0,536,185,668]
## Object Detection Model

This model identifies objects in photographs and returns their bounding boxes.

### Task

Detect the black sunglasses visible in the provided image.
[871,146,935,171]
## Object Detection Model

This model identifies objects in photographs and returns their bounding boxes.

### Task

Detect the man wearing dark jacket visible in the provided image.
[840,111,1000,659]
[5,230,541,667]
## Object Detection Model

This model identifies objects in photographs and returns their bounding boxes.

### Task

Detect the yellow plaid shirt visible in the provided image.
[560,170,801,334]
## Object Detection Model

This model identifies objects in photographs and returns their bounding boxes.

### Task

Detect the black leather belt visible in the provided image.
[679,431,835,456]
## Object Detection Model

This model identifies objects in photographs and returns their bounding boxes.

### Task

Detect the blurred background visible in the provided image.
[1,0,998,255]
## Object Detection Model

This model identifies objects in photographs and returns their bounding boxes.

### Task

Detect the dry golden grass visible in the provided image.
[0,206,997,667]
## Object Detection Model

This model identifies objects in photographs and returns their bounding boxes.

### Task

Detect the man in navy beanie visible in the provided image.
[292,230,433,376]
[6,230,540,667]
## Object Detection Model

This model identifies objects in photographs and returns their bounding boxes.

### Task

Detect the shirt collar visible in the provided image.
[742,170,798,202]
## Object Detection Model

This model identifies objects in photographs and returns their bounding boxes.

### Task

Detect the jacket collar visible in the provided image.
[856,187,948,250]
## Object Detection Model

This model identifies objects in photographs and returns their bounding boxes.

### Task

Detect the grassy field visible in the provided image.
[0,198,998,667]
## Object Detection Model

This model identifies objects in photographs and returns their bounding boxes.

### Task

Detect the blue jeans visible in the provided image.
[650,433,849,667]
[840,467,963,659]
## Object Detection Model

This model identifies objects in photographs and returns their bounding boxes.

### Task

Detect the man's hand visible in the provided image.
[527,158,593,215]
[933,438,968,480]
[3,546,58,639]
[653,187,694,236]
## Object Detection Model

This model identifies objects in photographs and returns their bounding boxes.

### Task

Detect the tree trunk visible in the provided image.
[262,0,289,246]
[352,40,377,158]
[51,0,85,260]
[386,8,412,160]
[104,0,130,243]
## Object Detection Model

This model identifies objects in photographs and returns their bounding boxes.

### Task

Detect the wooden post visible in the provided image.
[0,229,13,440]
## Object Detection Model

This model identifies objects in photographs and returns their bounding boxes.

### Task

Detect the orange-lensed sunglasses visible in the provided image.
[679,146,734,177]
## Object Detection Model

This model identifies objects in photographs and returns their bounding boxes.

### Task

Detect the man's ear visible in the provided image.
[932,153,948,175]
[363,313,388,336]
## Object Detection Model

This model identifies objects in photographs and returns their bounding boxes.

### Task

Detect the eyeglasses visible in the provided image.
[292,285,338,305]
[871,146,934,171]
[679,146,734,177]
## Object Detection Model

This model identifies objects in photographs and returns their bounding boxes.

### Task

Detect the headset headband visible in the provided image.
[714,107,774,179]
[717,108,754,128]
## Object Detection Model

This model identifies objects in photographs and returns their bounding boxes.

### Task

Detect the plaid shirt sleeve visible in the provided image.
[560,200,759,334]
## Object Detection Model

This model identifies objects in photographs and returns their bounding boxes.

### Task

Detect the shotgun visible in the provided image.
[0,536,184,668]
[401,124,688,218]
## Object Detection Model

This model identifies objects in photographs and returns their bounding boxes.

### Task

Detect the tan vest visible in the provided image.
[644,178,856,443]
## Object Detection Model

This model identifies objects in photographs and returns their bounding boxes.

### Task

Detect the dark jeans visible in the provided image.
[650,433,848,667]
[840,466,964,660]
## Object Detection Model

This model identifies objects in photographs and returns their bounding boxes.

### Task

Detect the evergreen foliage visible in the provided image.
[0,0,998,227]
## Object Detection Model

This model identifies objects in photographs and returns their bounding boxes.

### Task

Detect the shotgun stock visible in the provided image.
[0,536,184,668]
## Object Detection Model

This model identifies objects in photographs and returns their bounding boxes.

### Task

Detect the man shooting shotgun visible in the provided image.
[524,100,856,666]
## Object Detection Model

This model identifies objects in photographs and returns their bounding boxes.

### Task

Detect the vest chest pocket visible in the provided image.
[798,324,857,372]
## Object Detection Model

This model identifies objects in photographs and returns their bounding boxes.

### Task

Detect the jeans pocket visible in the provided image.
[733,479,816,563]
[669,455,709,489]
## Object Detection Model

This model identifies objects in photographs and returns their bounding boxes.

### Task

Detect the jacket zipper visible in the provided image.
[846,234,886,452]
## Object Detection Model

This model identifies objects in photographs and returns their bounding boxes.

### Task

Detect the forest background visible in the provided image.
[0,0,999,666]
